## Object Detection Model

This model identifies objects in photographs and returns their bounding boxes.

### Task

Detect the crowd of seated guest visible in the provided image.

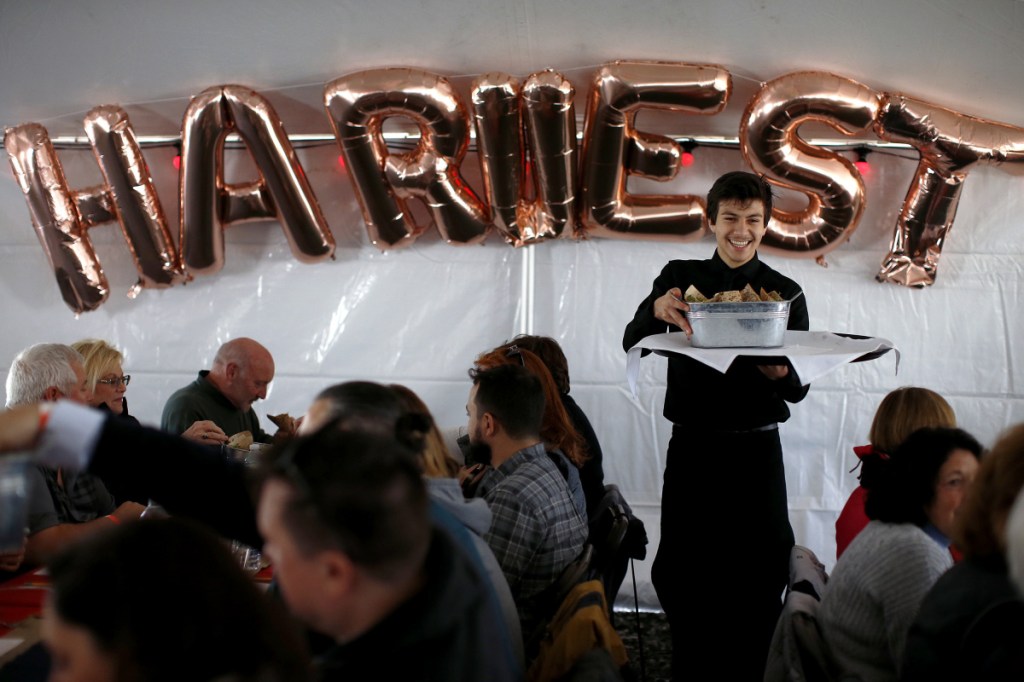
[10,338,1024,682]
[0,334,604,681]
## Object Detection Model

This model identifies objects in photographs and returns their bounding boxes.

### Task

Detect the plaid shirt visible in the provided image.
[27,465,116,533]
[479,443,588,634]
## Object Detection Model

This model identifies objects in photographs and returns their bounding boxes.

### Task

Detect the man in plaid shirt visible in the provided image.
[467,364,588,637]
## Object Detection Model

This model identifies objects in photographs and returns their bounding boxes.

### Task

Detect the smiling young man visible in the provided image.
[622,171,810,679]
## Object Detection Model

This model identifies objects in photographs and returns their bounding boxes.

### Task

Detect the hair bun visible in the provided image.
[395,413,430,453]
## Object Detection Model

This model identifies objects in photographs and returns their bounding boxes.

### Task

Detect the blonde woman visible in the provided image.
[71,339,137,422]
[71,339,227,444]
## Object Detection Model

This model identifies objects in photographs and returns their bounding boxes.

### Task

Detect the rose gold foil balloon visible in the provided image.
[580,61,731,241]
[4,124,109,313]
[83,106,187,289]
[472,70,577,246]
[324,68,489,250]
[179,85,334,275]
[874,93,1024,286]
[740,71,880,258]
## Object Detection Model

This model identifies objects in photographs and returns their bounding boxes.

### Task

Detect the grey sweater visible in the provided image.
[819,521,952,681]
[426,477,524,667]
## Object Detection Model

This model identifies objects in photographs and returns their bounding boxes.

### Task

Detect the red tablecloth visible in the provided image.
[0,570,49,637]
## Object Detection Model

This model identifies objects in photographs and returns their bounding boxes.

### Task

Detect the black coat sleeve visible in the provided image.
[88,417,263,547]
[623,262,681,352]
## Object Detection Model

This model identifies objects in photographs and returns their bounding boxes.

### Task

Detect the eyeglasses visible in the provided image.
[505,345,526,367]
[97,375,131,387]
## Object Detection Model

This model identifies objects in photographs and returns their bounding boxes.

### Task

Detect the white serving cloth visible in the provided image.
[626,331,900,398]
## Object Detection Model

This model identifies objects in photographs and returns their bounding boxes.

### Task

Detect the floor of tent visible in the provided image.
[614,609,671,681]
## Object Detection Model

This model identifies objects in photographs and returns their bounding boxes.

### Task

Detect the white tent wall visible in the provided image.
[2,0,1023,609]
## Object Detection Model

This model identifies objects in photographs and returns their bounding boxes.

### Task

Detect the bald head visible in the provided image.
[208,338,275,412]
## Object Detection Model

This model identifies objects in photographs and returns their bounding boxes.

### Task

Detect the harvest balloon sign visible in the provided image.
[5,60,1024,314]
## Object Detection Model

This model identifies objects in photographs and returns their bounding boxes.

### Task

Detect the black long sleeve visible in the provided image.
[89,417,263,548]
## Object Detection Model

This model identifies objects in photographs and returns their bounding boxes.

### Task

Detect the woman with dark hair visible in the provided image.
[43,518,310,682]
[496,335,606,516]
[819,427,982,681]
[903,424,1024,679]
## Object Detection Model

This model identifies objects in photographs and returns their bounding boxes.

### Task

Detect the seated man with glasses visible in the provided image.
[5,343,145,566]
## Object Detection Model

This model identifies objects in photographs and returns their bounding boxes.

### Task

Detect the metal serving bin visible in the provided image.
[685,299,792,348]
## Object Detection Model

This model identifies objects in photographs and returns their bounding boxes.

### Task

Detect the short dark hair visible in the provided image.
[503,335,571,394]
[313,381,405,435]
[706,171,774,224]
[468,364,545,440]
[48,518,308,682]
[266,424,430,583]
[865,427,983,526]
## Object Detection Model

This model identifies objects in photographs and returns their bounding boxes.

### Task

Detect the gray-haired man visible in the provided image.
[6,343,144,565]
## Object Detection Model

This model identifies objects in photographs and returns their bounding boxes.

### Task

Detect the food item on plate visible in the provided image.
[268,413,297,434]
[227,431,254,450]
[684,285,708,303]
[684,284,784,303]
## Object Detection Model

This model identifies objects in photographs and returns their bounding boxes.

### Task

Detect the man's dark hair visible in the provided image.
[865,426,983,526]
[706,171,774,224]
[468,364,545,440]
[503,335,571,395]
[266,424,430,583]
[313,381,405,435]
[49,518,309,681]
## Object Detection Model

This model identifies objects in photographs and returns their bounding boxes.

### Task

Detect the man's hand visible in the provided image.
[111,501,146,523]
[181,420,228,445]
[758,364,790,380]
[459,463,488,496]
[653,287,693,338]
